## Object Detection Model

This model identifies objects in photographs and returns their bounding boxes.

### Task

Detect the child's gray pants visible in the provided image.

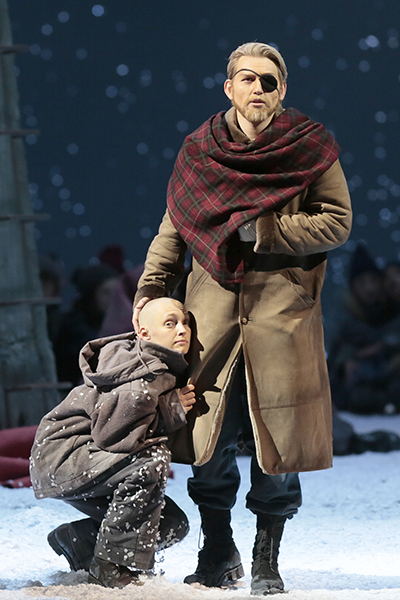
[60,443,171,570]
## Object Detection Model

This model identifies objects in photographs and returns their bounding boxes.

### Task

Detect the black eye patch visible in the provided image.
[232,69,279,93]
[259,73,278,93]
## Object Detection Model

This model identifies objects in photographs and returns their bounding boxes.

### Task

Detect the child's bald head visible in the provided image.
[136,298,191,354]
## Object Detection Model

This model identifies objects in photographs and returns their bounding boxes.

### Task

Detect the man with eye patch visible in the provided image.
[134,42,352,595]
[224,63,285,140]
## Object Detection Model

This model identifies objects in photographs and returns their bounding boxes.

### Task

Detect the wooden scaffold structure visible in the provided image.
[0,0,66,427]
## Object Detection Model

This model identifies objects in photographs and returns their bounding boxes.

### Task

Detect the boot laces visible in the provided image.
[197,537,236,571]
[253,530,279,573]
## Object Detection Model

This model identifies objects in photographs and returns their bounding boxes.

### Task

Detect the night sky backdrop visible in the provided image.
[8,0,400,313]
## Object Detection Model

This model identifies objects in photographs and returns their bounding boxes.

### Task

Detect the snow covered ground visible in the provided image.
[0,412,399,600]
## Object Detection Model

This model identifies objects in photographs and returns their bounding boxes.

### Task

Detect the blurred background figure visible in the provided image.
[38,254,65,347]
[96,243,144,337]
[99,264,144,337]
[332,406,400,455]
[327,244,400,415]
[98,257,191,338]
[384,261,400,319]
[97,243,126,275]
[54,264,118,386]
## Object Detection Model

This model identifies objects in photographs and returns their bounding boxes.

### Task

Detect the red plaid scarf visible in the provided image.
[167,108,339,287]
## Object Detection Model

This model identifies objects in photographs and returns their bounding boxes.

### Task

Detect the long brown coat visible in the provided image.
[135,108,352,476]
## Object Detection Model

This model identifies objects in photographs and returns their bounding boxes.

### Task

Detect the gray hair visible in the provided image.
[227,42,288,85]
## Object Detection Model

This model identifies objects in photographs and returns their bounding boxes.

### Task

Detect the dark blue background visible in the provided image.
[9,0,400,310]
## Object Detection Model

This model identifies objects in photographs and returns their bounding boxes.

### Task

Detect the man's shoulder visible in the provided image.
[185,111,227,142]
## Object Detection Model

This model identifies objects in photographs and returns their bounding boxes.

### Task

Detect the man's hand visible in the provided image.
[178,384,196,413]
[132,297,151,332]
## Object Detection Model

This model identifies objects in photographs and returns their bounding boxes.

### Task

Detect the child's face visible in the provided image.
[138,300,191,354]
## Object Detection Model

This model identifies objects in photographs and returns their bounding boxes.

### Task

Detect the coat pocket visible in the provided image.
[279,268,317,308]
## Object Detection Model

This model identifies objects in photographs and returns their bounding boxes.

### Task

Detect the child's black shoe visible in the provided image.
[47,518,98,571]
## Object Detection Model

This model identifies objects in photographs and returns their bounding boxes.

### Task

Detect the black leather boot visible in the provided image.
[47,518,99,571]
[251,515,286,595]
[184,505,244,587]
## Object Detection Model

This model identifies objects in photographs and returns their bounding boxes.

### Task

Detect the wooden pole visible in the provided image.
[0,0,61,427]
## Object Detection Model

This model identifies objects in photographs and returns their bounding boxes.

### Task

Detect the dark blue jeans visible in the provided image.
[188,356,302,518]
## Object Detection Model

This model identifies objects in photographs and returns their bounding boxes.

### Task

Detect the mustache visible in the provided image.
[248,95,267,101]
[247,98,268,106]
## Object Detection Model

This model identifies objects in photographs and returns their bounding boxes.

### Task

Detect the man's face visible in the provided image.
[138,300,191,354]
[224,56,286,129]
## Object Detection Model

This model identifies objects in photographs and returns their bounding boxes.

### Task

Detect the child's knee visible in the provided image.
[151,444,171,479]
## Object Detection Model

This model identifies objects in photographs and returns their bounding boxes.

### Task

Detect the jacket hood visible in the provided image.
[79,331,188,391]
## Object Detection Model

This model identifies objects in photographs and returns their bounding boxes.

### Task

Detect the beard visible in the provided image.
[232,96,277,126]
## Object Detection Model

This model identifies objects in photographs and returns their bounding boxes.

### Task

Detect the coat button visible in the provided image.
[241,317,248,325]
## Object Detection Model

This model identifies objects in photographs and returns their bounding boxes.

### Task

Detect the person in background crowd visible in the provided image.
[328,245,400,414]
[332,405,400,455]
[54,264,118,386]
[39,254,64,346]
[98,262,192,339]
[97,244,126,275]
[99,264,144,337]
[384,261,400,319]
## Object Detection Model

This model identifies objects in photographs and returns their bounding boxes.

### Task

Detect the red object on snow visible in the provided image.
[0,425,37,488]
